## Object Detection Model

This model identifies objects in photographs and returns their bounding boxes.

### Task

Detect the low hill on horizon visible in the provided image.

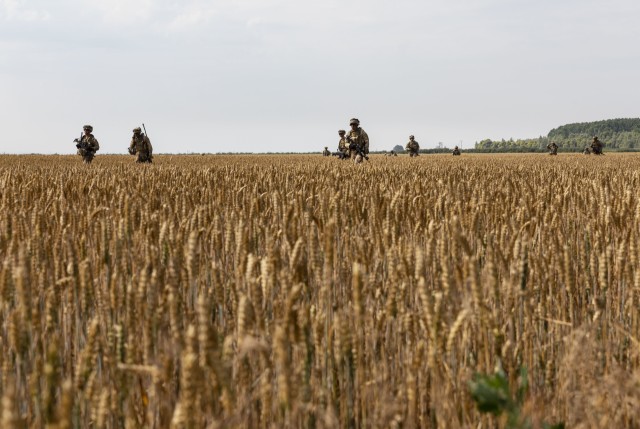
[476,118,640,152]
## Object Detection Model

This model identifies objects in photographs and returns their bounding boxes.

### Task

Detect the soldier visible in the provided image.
[336,130,349,159]
[128,127,153,163]
[323,147,331,156]
[387,150,398,157]
[583,146,591,155]
[347,119,369,163]
[405,135,420,157]
[452,146,461,156]
[590,136,603,155]
[74,125,100,164]
[546,141,558,155]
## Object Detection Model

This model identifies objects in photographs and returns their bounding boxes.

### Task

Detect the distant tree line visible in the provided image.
[475,118,640,152]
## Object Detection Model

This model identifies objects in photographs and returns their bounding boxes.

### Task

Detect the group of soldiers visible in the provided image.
[74,125,153,164]
[546,136,604,155]
[78,122,607,163]
[323,121,463,160]
[322,118,370,163]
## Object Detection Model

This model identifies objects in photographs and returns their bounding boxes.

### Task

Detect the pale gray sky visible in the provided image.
[1,0,639,153]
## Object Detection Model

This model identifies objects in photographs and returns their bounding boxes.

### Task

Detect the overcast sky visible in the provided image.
[1,0,639,153]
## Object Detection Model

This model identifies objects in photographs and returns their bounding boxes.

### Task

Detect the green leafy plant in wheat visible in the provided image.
[469,363,564,429]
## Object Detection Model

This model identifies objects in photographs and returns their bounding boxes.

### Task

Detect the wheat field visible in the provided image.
[1,153,639,428]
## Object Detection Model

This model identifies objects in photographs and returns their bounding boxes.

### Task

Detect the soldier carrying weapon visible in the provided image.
[347,118,369,163]
[74,125,100,164]
[405,135,420,157]
[128,124,153,163]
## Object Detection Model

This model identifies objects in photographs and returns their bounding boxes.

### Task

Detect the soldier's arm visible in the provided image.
[145,136,153,155]
[362,131,369,153]
[90,136,100,151]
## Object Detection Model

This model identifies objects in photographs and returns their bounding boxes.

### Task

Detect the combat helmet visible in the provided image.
[83,125,93,132]
[133,127,142,134]
[349,118,360,126]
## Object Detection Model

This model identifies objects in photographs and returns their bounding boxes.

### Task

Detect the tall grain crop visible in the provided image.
[0,153,639,428]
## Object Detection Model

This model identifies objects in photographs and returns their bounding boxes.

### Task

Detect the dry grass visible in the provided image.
[0,153,639,428]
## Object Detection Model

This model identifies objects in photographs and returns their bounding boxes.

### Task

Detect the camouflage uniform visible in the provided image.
[405,136,420,157]
[338,130,348,152]
[452,146,461,156]
[76,125,100,164]
[128,128,153,163]
[323,147,331,157]
[547,142,558,155]
[590,136,603,155]
[347,119,369,163]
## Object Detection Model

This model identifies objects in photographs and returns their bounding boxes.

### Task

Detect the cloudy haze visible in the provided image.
[1,0,639,153]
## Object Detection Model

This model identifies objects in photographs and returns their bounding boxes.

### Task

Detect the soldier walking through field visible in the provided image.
[323,147,331,156]
[337,130,350,159]
[405,135,420,157]
[74,125,100,164]
[452,146,461,156]
[590,136,604,155]
[547,141,558,155]
[347,118,369,163]
[128,127,153,163]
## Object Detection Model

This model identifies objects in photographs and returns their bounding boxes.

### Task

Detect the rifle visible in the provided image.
[332,151,349,160]
[74,131,92,151]
[140,123,153,161]
[349,140,369,161]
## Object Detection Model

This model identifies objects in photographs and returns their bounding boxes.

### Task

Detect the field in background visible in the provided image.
[1,154,639,428]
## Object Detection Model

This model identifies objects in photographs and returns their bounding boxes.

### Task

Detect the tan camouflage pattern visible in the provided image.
[347,127,369,159]
[129,133,153,163]
[338,137,349,154]
[77,133,99,164]
[405,139,419,156]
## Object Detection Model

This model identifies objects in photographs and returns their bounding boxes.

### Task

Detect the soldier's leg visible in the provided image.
[83,153,94,164]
